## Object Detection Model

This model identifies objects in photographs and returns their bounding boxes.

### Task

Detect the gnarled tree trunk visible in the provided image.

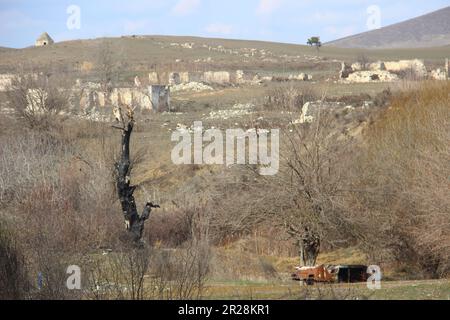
[115,106,159,243]
[297,231,320,267]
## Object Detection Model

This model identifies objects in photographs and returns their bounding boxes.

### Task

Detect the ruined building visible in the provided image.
[35,32,54,47]
[149,85,171,112]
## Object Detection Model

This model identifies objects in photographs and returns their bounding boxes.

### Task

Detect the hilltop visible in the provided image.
[0,35,450,75]
[327,6,450,49]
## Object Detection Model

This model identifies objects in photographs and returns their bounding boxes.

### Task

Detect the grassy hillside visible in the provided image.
[328,6,450,48]
[0,35,449,74]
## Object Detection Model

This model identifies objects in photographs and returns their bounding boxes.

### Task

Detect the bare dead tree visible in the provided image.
[113,104,159,243]
[97,40,128,108]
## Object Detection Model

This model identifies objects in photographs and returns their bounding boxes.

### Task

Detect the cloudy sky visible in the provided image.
[0,0,448,48]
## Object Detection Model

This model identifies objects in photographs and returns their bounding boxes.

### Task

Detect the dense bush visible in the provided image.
[352,81,450,277]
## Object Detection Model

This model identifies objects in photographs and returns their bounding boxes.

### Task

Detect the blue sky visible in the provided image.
[0,0,448,48]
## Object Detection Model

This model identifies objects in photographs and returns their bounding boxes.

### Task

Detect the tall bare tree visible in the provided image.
[113,105,159,243]
[245,89,358,266]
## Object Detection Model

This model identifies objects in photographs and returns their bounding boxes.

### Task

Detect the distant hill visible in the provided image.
[327,6,450,49]
[0,34,450,74]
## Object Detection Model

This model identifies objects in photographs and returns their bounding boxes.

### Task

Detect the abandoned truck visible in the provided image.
[291,265,368,285]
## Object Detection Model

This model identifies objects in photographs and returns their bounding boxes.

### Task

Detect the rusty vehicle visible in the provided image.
[291,265,368,285]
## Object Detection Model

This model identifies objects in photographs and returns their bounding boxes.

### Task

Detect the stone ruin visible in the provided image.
[134,76,142,88]
[203,71,231,84]
[148,72,160,85]
[430,69,447,80]
[35,32,54,47]
[169,72,181,85]
[340,59,430,83]
[168,72,191,85]
[430,58,449,80]
[145,69,314,87]
[75,81,170,112]
[148,85,170,112]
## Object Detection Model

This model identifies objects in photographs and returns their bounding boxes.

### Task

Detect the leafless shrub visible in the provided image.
[86,247,150,300]
[0,222,30,300]
[351,81,450,277]
[153,241,211,300]
[146,209,192,247]
[85,207,212,300]
[6,72,71,131]
[151,204,212,300]
[263,84,318,111]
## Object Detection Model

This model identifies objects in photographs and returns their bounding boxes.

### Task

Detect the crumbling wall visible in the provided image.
[188,72,203,83]
[169,72,181,85]
[234,70,263,84]
[149,85,170,112]
[430,69,447,80]
[351,61,386,71]
[339,62,353,79]
[79,90,106,109]
[345,71,399,83]
[110,88,153,110]
[203,71,231,84]
[235,70,245,84]
[148,72,160,85]
[179,72,190,84]
[74,81,163,111]
[384,59,427,79]
[340,59,424,82]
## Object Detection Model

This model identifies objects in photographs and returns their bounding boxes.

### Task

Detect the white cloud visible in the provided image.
[205,23,233,35]
[172,0,201,16]
[256,0,283,15]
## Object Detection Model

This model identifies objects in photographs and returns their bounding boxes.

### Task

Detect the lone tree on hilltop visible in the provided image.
[307,37,322,51]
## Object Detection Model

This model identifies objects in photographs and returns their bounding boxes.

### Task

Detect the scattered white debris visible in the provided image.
[171,82,214,93]
[207,103,254,120]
